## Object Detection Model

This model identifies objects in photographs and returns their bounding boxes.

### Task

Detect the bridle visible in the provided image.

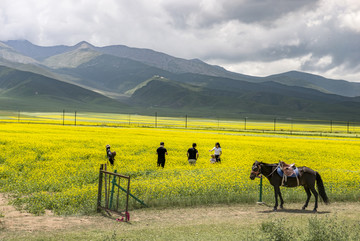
[251,163,262,177]
[251,162,278,178]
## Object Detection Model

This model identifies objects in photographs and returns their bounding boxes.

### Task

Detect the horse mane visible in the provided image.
[259,162,278,167]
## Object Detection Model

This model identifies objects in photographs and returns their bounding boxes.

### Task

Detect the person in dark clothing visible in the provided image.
[156,142,168,168]
[106,144,116,166]
[187,143,199,165]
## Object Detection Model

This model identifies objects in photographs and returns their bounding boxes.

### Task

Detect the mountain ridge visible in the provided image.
[130,76,360,120]
[3,40,359,97]
[0,65,128,112]
[1,40,360,120]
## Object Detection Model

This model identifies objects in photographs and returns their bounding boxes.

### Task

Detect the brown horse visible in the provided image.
[250,161,329,212]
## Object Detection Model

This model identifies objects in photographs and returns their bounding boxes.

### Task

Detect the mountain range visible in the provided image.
[1,39,360,120]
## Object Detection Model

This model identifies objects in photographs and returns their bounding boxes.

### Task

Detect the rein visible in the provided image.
[253,163,278,178]
[265,165,278,178]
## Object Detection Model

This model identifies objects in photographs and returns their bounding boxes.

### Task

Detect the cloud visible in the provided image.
[0,0,359,81]
[162,0,319,28]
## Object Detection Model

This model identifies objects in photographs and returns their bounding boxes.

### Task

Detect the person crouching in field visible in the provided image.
[187,143,199,165]
[106,144,116,166]
[210,154,216,164]
[156,142,168,168]
[209,142,222,163]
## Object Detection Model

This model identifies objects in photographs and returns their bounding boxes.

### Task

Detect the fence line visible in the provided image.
[1,110,360,136]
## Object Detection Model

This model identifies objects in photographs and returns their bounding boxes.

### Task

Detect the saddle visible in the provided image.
[280,161,297,177]
[277,161,300,186]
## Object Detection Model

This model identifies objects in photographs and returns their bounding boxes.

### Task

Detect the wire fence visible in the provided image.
[1,110,360,137]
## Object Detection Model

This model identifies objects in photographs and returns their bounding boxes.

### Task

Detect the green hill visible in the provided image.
[53,54,172,94]
[0,66,128,112]
[265,71,360,97]
[129,76,360,120]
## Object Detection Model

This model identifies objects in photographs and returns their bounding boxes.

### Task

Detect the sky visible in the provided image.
[1,0,360,82]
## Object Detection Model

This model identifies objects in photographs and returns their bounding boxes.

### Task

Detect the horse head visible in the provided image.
[250,161,261,180]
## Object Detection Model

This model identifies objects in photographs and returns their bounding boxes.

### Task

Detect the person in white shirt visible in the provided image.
[209,142,222,163]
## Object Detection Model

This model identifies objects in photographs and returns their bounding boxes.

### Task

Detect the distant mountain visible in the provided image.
[4,40,79,61]
[98,44,260,82]
[130,76,360,120]
[1,39,360,119]
[3,40,359,98]
[52,54,174,95]
[5,40,255,80]
[265,71,360,97]
[42,43,102,69]
[0,41,38,64]
[0,66,128,112]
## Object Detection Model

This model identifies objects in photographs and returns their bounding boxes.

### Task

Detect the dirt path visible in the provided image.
[1,192,359,240]
[0,193,99,232]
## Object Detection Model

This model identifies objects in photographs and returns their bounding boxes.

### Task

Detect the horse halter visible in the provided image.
[251,163,261,177]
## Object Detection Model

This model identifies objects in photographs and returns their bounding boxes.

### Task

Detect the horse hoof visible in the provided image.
[272,208,277,212]
[312,209,317,213]
[280,205,284,209]
[302,206,306,210]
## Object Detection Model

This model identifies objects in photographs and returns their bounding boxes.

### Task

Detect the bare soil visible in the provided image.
[0,193,97,232]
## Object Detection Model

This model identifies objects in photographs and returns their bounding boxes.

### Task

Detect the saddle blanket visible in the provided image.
[277,166,299,178]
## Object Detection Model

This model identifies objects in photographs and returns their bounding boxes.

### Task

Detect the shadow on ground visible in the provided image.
[258,208,330,214]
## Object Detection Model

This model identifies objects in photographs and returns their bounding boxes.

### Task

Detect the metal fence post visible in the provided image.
[97,164,104,212]
[330,120,333,133]
[258,175,263,203]
[274,118,277,131]
[155,112,157,128]
[62,109,65,125]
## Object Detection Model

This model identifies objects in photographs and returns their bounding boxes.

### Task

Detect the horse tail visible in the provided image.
[316,172,329,204]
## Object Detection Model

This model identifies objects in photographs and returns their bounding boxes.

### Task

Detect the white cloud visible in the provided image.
[339,10,360,32]
[211,54,313,77]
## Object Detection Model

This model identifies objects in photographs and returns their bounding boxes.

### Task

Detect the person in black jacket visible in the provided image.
[156,142,168,168]
[187,143,199,165]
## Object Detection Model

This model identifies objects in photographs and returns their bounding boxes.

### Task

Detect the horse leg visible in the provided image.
[309,186,319,212]
[273,186,280,211]
[278,188,284,209]
[302,186,311,210]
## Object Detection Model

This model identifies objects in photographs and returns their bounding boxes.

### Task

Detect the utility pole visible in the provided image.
[74,111,77,126]
[185,114,188,128]
[330,120,333,133]
[155,112,157,128]
[245,117,248,130]
[274,118,277,131]
[63,109,65,125]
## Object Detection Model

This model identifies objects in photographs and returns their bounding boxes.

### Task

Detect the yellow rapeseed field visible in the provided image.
[0,122,359,215]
